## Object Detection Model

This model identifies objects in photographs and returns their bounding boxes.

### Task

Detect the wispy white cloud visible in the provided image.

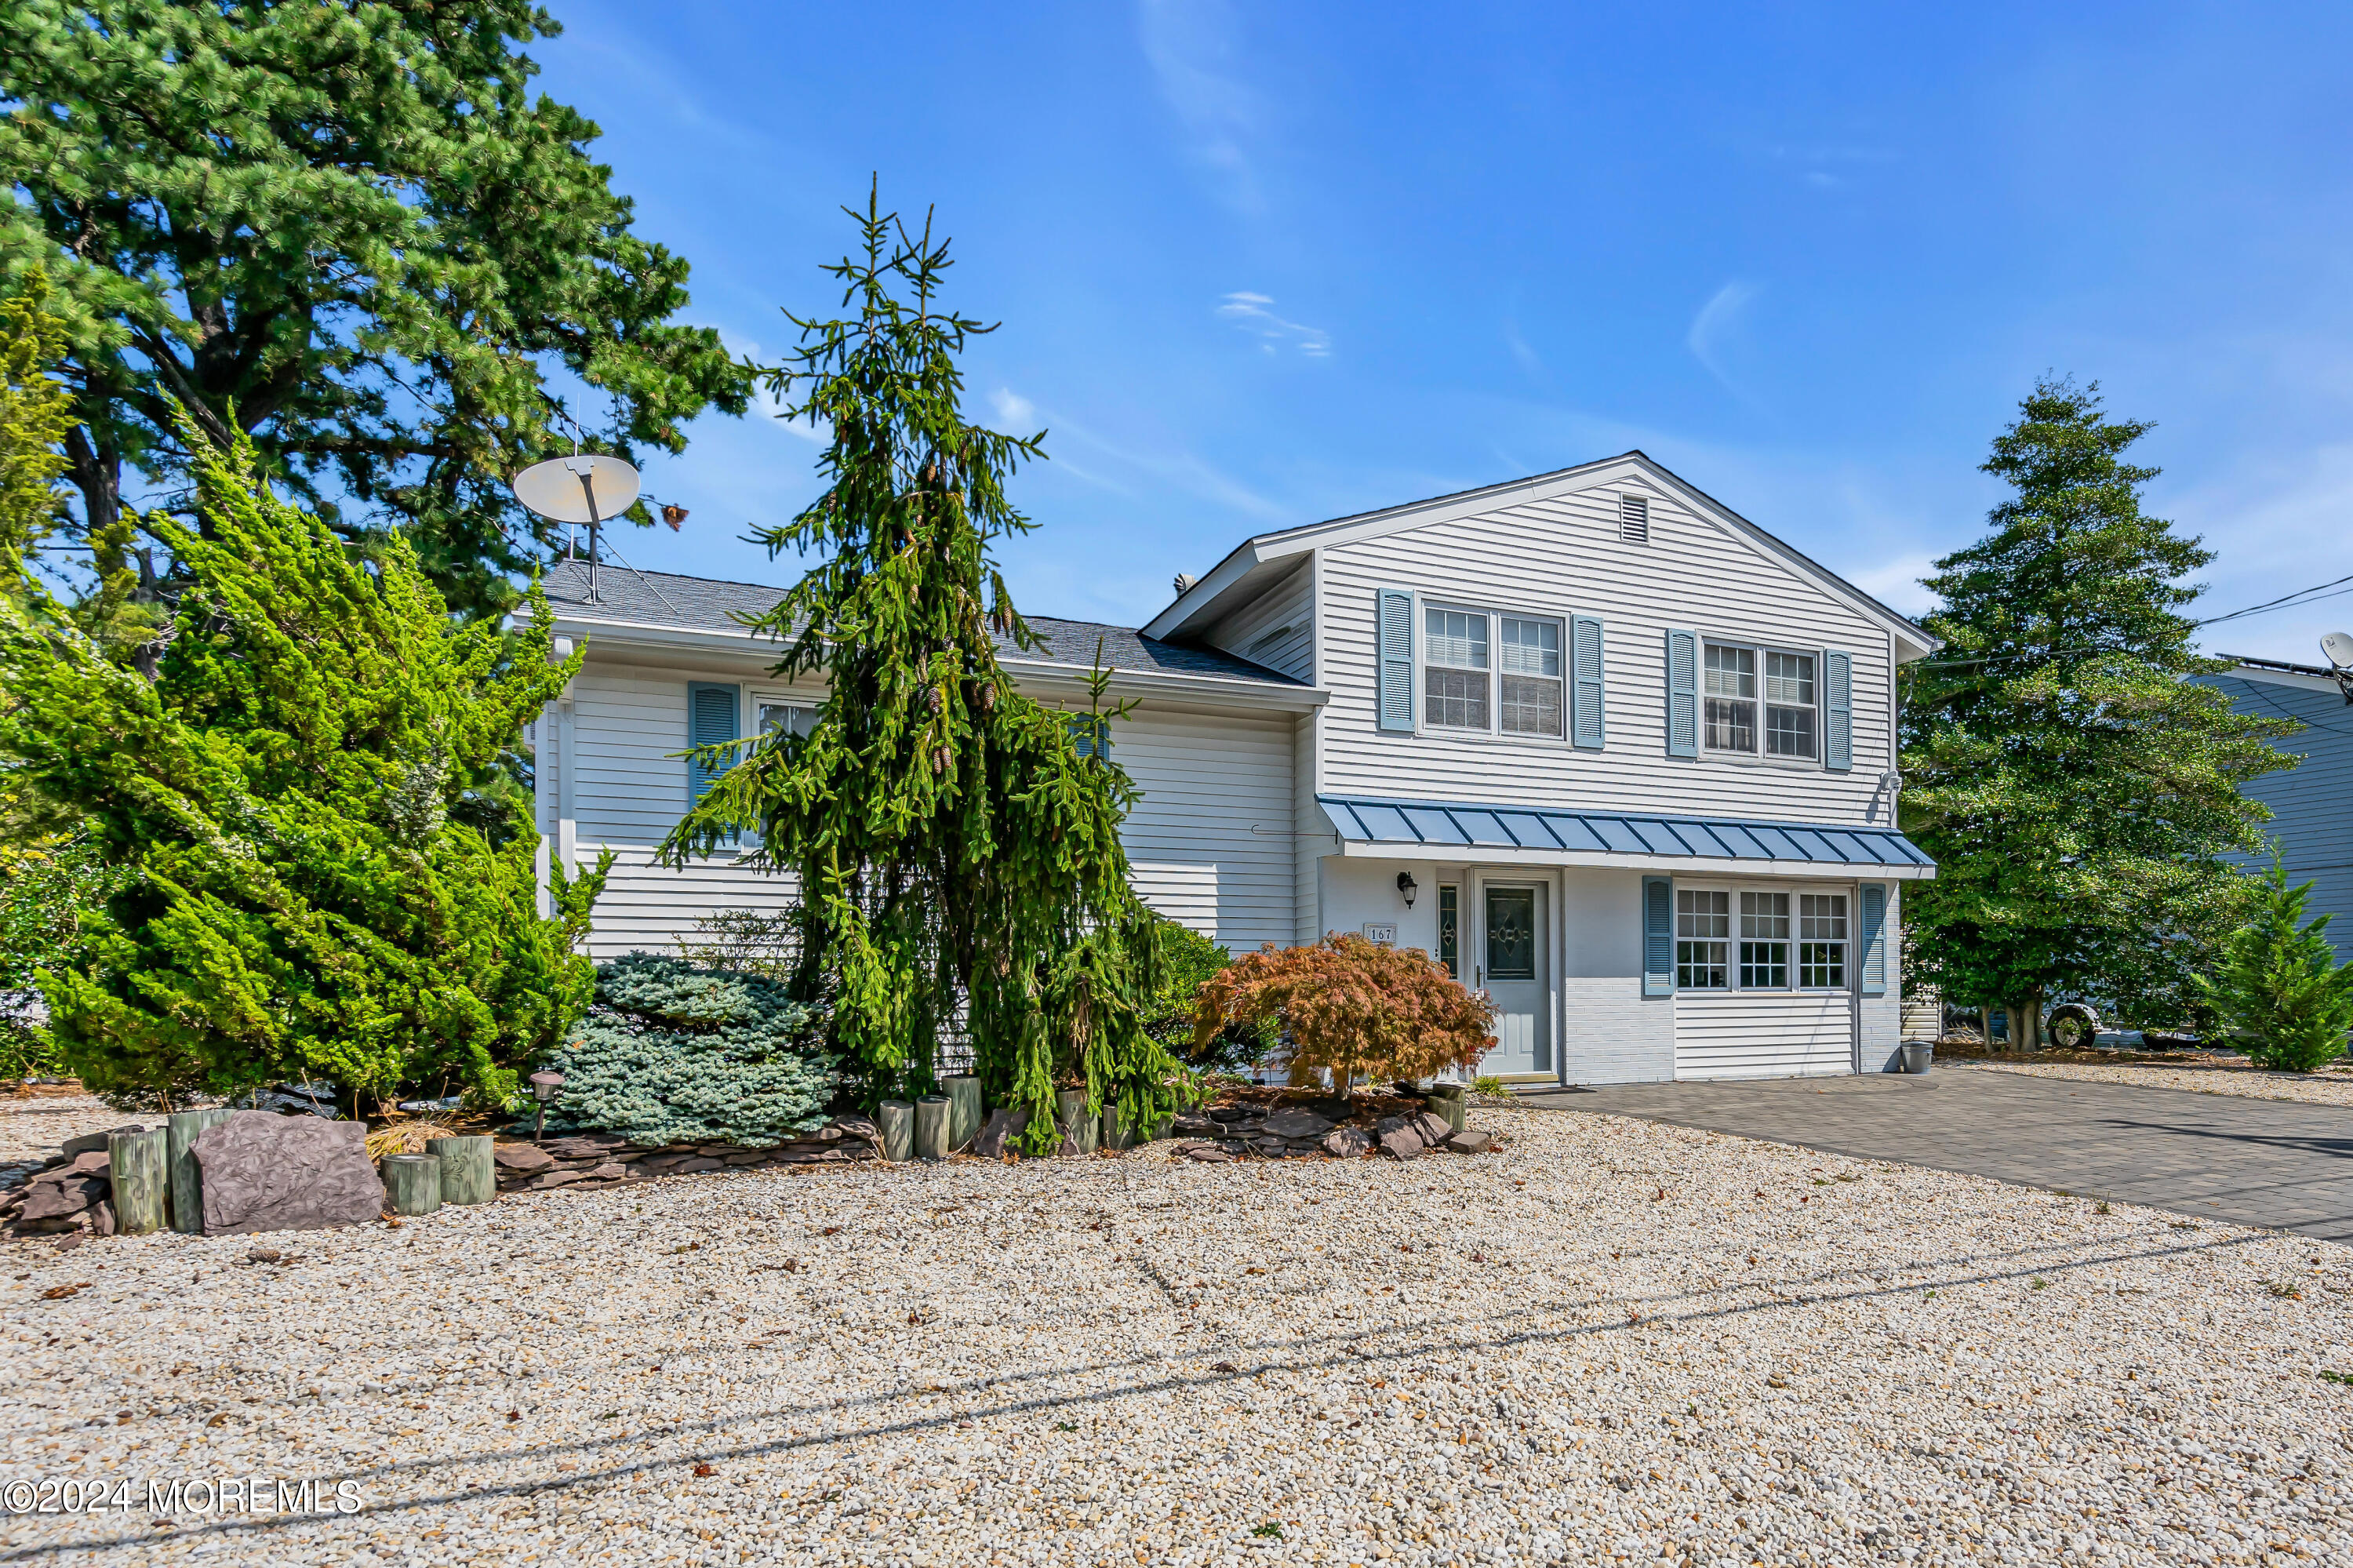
[1136,0,1263,212]
[1686,280,1762,402]
[1847,552,1941,617]
[1216,291,1329,356]
[991,387,1038,429]
[1503,318,1545,382]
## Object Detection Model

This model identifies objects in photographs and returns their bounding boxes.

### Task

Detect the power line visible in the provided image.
[1914,571,2353,671]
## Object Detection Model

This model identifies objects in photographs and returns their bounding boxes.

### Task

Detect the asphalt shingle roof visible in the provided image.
[538,558,1304,687]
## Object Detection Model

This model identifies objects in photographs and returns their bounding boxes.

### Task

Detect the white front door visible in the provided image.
[1478,882,1550,1076]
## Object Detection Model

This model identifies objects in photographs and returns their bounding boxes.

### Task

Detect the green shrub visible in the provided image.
[2194,861,2353,1073]
[545,952,834,1145]
[1137,915,1275,1074]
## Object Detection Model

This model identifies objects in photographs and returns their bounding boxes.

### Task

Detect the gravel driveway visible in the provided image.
[3,1104,2348,1566]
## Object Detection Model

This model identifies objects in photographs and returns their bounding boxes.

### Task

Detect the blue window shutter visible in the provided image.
[1664,629,1698,758]
[1859,882,1888,995]
[1069,714,1111,759]
[1824,649,1853,773]
[1571,615,1606,750]
[1642,875,1675,997]
[1377,588,1416,733]
[686,682,740,806]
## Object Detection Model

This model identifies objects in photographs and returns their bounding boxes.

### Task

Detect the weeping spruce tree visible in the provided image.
[661,195,1181,1150]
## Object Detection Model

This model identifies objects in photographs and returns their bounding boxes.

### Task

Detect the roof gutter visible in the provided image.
[524,609,1327,711]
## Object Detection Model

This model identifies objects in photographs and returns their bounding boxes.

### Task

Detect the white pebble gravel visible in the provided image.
[1954,1059,2353,1109]
[3,1102,2349,1566]
[0,1092,141,1164]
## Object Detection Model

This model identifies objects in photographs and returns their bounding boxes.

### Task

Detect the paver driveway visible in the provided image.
[1525,1066,2353,1244]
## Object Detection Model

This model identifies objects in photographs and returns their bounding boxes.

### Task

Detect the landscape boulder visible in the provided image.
[1377,1129,1424,1161]
[972,1108,1031,1160]
[492,1143,555,1174]
[1444,1130,1494,1155]
[192,1112,385,1235]
[1261,1109,1337,1141]
[1320,1126,1372,1159]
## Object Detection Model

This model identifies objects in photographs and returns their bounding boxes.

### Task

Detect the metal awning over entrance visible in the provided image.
[1318,794,1934,877]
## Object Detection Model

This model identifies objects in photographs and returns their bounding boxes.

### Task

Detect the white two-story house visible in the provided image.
[530,451,1937,1086]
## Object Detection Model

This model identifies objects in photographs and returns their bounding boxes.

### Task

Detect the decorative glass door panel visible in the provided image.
[1480,884,1548,1076]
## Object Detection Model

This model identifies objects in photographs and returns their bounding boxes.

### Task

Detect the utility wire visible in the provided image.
[1914,571,2353,671]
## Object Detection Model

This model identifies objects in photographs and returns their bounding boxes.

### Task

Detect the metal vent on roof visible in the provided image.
[1619,494,1651,544]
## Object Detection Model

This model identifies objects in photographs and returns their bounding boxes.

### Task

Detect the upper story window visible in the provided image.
[1423,605,1565,738]
[1704,641,1819,762]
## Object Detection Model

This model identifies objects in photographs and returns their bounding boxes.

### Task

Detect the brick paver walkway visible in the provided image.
[1522,1068,2353,1244]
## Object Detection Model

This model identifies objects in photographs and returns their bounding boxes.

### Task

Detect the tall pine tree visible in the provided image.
[0,0,751,616]
[1900,379,2297,1043]
[660,194,1180,1150]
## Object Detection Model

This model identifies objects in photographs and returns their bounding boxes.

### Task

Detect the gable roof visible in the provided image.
[532,558,1312,693]
[1140,450,1940,660]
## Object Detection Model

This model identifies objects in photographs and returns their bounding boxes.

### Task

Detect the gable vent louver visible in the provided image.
[1619,493,1651,544]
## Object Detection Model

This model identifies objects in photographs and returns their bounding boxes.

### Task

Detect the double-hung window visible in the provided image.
[1678,886,1852,991]
[1739,891,1790,988]
[1703,641,1819,761]
[1798,893,1848,988]
[1423,606,1566,738]
[1675,889,1730,989]
[758,700,818,741]
[1424,609,1489,729]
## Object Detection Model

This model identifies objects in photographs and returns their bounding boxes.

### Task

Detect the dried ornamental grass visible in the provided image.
[365,1122,460,1159]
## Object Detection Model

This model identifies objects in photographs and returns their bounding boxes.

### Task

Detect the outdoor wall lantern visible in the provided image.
[528,1071,566,1141]
[1396,871,1418,908]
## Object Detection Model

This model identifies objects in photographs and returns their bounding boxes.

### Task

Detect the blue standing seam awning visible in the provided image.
[1316,794,1933,871]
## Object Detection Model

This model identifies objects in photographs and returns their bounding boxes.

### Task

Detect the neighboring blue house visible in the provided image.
[2209,657,2353,959]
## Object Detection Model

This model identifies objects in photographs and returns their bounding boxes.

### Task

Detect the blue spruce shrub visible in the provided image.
[545,952,833,1145]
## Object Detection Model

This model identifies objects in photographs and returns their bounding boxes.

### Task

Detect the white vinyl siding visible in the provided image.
[553,664,1295,959]
[1675,991,1854,1079]
[1205,562,1315,683]
[1111,703,1296,952]
[1317,478,1897,823]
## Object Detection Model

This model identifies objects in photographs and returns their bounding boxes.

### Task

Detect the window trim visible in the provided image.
[1414,597,1572,744]
[1697,635,1825,767]
[1673,881,1855,993]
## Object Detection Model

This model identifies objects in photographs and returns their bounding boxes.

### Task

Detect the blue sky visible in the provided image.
[534,1,2353,664]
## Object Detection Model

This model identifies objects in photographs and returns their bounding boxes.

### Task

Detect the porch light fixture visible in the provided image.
[527,1070,566,1141]
[1396,871,1418,908]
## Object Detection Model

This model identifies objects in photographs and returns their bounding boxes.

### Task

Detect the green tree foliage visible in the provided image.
[1900,380,2298,1039]
[0,417,608,1111]
[662,193,1183,1150]
[0,0,751,616]
[1137,915,1274,1074]
[0,269,71,573]
[2194,862,2353,1072]
[545,953,831,1146]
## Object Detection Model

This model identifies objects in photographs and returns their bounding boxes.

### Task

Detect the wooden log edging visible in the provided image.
[383,1154,442,1216]
[167,1108,234,1234]
[914,1096,951,1161]
[943,1076,982,1151]
[428,1135,495,1206]
[877,1101,915,1163]
[107,1129,169,1236]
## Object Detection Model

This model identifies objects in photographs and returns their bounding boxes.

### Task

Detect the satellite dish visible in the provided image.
[511,453,640,524]
[2322,631,2353,671]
